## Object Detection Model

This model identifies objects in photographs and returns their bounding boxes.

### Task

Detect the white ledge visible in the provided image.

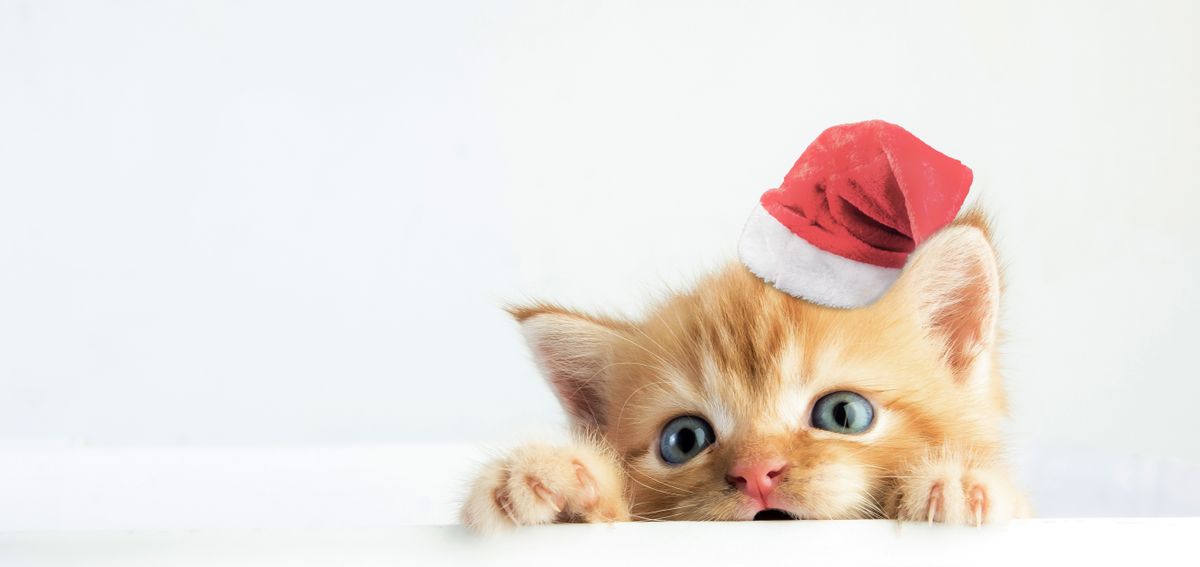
[3,444,1197,566]
[2,519,1198,567]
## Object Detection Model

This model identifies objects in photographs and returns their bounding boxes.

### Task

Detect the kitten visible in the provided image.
[462,211,1029,531]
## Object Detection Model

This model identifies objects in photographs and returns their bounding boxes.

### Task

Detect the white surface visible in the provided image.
[1,444,1196,566]
[2,444,1198,532]
[0,445,478,531]
[2,0,1199,476]
[1,520,1197,567]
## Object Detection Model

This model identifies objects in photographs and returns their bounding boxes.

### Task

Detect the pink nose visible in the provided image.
[726,459,788,504]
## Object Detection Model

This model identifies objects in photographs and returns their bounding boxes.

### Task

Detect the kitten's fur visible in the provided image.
[463,211,1029,531]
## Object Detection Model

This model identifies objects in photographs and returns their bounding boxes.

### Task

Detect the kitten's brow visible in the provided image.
[614,379,671,429]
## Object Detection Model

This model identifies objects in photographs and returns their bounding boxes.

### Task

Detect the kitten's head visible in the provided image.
[512,213,1006,521]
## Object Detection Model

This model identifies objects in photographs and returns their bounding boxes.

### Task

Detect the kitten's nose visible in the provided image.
[726,458,788,505]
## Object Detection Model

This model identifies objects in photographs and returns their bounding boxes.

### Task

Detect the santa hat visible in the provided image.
[738,120,972,308]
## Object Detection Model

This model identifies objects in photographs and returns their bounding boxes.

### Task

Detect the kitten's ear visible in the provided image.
[889,216,1001,384]
[509,304,628,429]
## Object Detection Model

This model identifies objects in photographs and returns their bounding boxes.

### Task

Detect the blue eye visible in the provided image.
[659,415,715,465]
[811,391,874,434]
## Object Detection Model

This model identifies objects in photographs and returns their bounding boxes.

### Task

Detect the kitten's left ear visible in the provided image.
[508,304,628,430]
[888,216,1001,384]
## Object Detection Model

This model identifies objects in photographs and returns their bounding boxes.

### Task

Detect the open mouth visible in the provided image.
[752,508,798,521]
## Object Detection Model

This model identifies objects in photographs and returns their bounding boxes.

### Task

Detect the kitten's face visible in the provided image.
[515,218,1006,521]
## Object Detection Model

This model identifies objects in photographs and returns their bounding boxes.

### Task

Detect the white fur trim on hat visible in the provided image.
[738,206,901,308]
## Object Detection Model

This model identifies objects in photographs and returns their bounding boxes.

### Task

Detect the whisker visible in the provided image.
[625,471,686,498]
[631,500,702,516]
[629,466,693,495]
[629,514,668,522]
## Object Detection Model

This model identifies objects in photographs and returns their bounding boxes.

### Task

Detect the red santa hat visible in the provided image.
[738,120,972,308]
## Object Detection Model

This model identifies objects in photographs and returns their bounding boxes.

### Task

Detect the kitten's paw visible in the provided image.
[888,450,1027,526]
[461,441,630,532]
[910,475,994,526]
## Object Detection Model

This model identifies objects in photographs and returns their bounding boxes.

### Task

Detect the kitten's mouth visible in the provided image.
[752,508,798,521]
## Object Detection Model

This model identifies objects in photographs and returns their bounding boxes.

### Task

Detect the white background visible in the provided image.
[2,0,1199,521]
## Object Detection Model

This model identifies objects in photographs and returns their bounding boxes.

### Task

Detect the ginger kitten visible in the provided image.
[462,211,1029,531]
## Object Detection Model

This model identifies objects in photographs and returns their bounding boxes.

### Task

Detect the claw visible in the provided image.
[969,485,987,527]
[493,476,518,524]
[927,483,943,524]
[574,461,599,508]
[526,476,566,513]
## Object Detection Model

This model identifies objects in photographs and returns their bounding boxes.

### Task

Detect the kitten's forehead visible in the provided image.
[694,322,855,432]
[639,265,918,435]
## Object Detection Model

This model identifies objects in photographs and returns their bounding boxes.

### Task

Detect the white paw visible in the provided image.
[889,451,1026,525]
[462,443,629,532]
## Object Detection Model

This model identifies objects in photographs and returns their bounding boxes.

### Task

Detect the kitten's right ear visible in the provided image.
[509,304,628,430]
[885,213,1001,387]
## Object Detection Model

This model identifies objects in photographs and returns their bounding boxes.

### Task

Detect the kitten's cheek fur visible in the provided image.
[461,440,630,533]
